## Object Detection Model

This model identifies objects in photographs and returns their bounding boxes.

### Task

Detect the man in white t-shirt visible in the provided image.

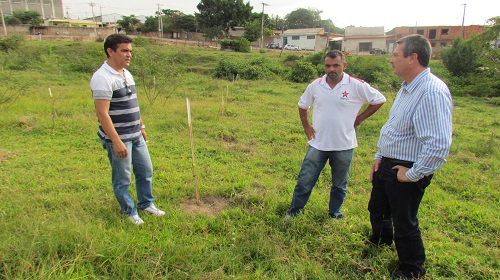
[287,50,386,219]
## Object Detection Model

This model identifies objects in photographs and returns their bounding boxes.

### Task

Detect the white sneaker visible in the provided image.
[128,214,144,225]
[143,204,165,216]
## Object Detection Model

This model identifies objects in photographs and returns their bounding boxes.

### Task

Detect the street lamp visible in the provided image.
[260,2,269,49]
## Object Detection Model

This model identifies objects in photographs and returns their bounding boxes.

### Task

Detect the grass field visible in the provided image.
[0,39,499,279]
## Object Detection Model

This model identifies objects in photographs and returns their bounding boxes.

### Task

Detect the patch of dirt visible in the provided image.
[0,150,20,162]
[179,196,232,217]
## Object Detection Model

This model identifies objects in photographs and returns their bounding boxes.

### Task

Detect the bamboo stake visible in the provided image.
[49,87,56,135]
[186,98,200,204]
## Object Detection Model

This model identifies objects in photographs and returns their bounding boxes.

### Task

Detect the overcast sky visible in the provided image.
[63,0,498,31]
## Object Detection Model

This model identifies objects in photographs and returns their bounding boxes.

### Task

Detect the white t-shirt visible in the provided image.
[298,73,386,151]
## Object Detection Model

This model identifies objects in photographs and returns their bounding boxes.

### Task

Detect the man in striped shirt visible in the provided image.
[91,34,165,225]
[368,34,453,279]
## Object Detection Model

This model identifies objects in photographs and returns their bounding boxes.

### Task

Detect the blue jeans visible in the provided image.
[288,146,354,216]
[101,135,154,216]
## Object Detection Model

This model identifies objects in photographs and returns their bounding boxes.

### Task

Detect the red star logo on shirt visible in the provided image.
[342,91,349,98]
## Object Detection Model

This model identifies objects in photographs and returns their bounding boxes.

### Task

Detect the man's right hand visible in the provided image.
[303,125,316,140]
[370,159,381,182]
[113,140,128,158]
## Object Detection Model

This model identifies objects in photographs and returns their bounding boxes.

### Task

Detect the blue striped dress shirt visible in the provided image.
[375,68,453,181]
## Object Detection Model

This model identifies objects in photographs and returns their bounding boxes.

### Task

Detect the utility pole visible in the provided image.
[1,5,8,36]
[260,2,269,49]
[156,3,162,38]
[90,2,97,37]
[460,3,467,38]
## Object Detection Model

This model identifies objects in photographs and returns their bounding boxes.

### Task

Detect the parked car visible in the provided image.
[266,43,281,49]
[370,48,387,55]
[284,44,300,50]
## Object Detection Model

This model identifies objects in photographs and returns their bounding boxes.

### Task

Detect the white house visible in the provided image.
[281,28,328,51]
[343,26,388,54]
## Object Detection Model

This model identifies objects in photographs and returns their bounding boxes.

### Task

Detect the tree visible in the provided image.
[441,36,482,76]
[173,14,197,32]
[248,12,275,30]
[274,15,286,31]
[140,16,158,33]
[285,8,321,29]
[9,10,43,27]
[320,19,343,34]
[117,15,141,33]
[242,20,261,42]
[196,0,252,38]
[475,16,500,63]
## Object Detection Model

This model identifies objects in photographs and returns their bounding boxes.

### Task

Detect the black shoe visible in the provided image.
[392,269,425,279]
[329,213,343,219]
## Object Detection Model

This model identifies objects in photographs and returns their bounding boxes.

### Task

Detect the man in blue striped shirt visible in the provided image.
[367,34,453,279]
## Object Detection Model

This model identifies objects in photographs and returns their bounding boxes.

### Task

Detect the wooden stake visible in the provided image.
[186,98,200,204]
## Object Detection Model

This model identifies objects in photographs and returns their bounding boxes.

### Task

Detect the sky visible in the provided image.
[63,0,499,31]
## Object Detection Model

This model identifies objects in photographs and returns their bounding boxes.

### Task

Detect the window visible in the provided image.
[307,35,315,39]
[429,29,436,39]
[441,29,449,35]
[440,42,447,47]
[359,42,372,52]
[431,42,436,47]
[292,36,299,40]
[417,30,424,35]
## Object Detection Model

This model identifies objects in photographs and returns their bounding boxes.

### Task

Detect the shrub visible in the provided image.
[448,74,500,97]
[289,60,317,83]
[346,55,393,84]
[133,36,155,47]
[305,50,327,67]
[0,35,23,52]
[213,57,243,80]
[441,36,483,77]
[219,38,251,53]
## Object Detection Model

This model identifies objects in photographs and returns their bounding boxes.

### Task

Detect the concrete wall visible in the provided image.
[1,25,115,37]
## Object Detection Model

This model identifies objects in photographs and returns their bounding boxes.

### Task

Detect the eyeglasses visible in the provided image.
[124,81,132,96]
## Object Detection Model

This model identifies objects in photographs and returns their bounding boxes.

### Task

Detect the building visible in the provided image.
[281,28,328,51]
[342,26,389,54]
[0,0,64,19]
[392,25,489,58]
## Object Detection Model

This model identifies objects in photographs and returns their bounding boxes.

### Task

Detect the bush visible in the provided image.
[305,50,327,67]
[219,38,251,53]
[133,36,155,47]
[447,74,500,97]
[0,35,23,52]
[52,43,103,73]
[213,57,243,80]
[441,36,483,77]
[346,55,393,84]
[289,60,317,83]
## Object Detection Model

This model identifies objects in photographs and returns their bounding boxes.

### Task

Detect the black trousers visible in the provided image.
[368,157,433,277]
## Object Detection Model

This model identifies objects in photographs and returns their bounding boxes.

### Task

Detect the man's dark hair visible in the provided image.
[103,34,133,58]
[324,50,346,63]
[396,34,431,67]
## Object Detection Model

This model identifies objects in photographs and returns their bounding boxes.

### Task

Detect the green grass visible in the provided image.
[0,40,499,279]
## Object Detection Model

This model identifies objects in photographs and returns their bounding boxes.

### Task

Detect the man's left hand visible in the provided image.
[392,165,411,182]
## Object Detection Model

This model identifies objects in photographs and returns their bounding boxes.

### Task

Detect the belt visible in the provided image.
[382,157,414,165]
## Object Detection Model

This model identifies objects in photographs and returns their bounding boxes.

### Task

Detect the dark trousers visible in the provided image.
[368,158,433,277]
